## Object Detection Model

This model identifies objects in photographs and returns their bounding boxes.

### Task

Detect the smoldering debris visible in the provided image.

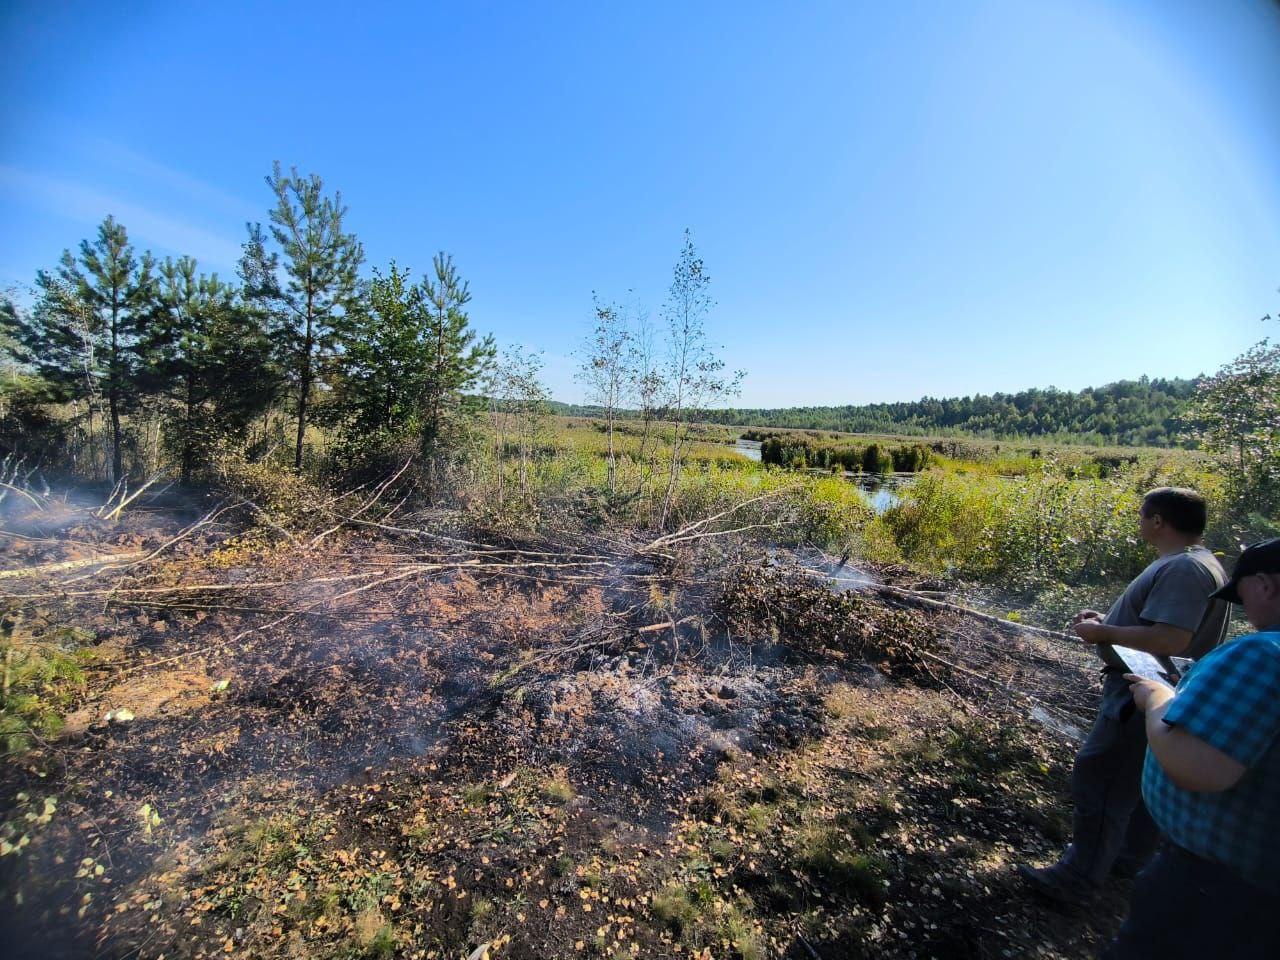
[0,492,1103,959]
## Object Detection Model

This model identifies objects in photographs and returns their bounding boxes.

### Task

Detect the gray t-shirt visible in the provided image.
[1097,546,1229,719]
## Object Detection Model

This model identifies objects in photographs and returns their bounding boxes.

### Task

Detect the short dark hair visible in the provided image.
[1142,487,1207,535]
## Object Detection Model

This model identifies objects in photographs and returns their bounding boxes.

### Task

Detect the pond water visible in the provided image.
[730,440,909,514]
[855,477,904,514]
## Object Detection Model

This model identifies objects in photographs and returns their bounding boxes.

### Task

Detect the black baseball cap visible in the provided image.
[1211,538,1280,604]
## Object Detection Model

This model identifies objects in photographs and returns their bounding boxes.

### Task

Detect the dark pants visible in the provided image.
[1060,693,1160,885]
[1102,844,1280,959]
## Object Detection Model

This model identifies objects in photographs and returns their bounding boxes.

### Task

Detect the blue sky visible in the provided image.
[2,0,1278,407]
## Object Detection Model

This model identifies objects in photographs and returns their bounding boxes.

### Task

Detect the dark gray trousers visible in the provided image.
[1101,844,1280,959]
[1060,674,1160,886]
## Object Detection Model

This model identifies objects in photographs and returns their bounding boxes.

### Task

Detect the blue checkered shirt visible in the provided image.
[1142,630,1280,893]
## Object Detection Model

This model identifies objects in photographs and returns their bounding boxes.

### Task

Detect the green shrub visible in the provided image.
[881,459,1219,588]
[1,612,94,754]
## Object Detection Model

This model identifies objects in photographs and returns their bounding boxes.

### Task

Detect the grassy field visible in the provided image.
[499,416,1224,626]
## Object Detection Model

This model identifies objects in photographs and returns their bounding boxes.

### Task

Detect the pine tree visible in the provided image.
[418,253,494,500]
[240,163,364,471]
[26,217,154,482]
[329,263,431,454]
[145,257,273,483]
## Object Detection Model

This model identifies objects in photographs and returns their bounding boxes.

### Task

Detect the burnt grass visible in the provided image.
[0,504,1131,960]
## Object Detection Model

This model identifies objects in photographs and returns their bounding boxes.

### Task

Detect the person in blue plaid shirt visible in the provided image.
[1104,538,1280,959]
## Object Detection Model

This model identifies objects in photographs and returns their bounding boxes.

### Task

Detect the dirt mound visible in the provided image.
[61,668,213,735]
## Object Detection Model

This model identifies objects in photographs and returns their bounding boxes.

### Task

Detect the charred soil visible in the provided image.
[1,494,1127,959]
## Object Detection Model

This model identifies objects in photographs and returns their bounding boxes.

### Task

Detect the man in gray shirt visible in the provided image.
[1018,487,1229,901]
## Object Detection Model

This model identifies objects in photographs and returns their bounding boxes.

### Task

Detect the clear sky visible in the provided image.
[2,0,1278,407]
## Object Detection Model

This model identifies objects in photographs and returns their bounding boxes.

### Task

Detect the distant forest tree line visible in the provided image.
[555,377,1199,447]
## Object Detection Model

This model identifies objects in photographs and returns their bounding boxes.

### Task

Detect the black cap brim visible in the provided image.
[1210,578,1242,604]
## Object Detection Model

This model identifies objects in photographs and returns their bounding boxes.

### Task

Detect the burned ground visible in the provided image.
[1,495,1128,959]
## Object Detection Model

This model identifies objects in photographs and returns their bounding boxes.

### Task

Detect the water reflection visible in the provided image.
[730,439,908,514]
[857,478,902,514]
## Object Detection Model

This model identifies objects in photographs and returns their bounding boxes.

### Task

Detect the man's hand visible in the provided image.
[1073,620,1109,645]
[1072,609,1104,625]
[1124,674,1175,714]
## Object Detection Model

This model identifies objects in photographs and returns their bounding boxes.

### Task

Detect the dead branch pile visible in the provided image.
[719,559,1099,731]
[719,563,947,683]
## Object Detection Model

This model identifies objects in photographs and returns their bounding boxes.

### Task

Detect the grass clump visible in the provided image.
[551,853,575,878]
[722,904,766,960]
[650,882,765,959]
[741,803,773,835]
[796,826,888,909]
[708,838,738,862]
[461,784,492,807]
[539,771,575,805]
[650,883,699,934]
[352,907,396,958]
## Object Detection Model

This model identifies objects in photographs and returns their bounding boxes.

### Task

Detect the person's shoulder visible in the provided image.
[1234,631,1280,655]
[1188,545,1227,573]
[1199,632,1280,672]
[1164,548,1223,581]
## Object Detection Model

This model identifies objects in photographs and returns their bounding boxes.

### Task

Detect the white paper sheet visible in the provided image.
[1111,645,1174,687]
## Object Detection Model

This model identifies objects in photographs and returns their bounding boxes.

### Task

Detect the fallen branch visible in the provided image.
[107,501,239,571]
[640,489,794,553]
[0,481,43,508]
[308,458,413,547]
[867,581,1075,642]
[100,475,166,522]
[94,477,127,518]
[917,647,1085,736]
[635,615,699,634]
[0,552,146,581]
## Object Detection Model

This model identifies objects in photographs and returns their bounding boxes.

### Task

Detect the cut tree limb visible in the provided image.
[0,552,146,580]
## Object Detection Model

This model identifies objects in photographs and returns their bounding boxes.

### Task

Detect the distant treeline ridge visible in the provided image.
[552,377,1198,447]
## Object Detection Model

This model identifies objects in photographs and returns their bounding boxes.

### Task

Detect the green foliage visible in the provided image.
[144,256,273,483]
[877,460,1207,587]
[0,367,66,466]
[24,216,155,481]
[756,433,930,474]
[216,454,330,534]
[240,162,365,471]
[1,611,94,754]
[1186,320,1280,545]
[326,262,474,470]
[417,253,495,499]
[0,792,59,859]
